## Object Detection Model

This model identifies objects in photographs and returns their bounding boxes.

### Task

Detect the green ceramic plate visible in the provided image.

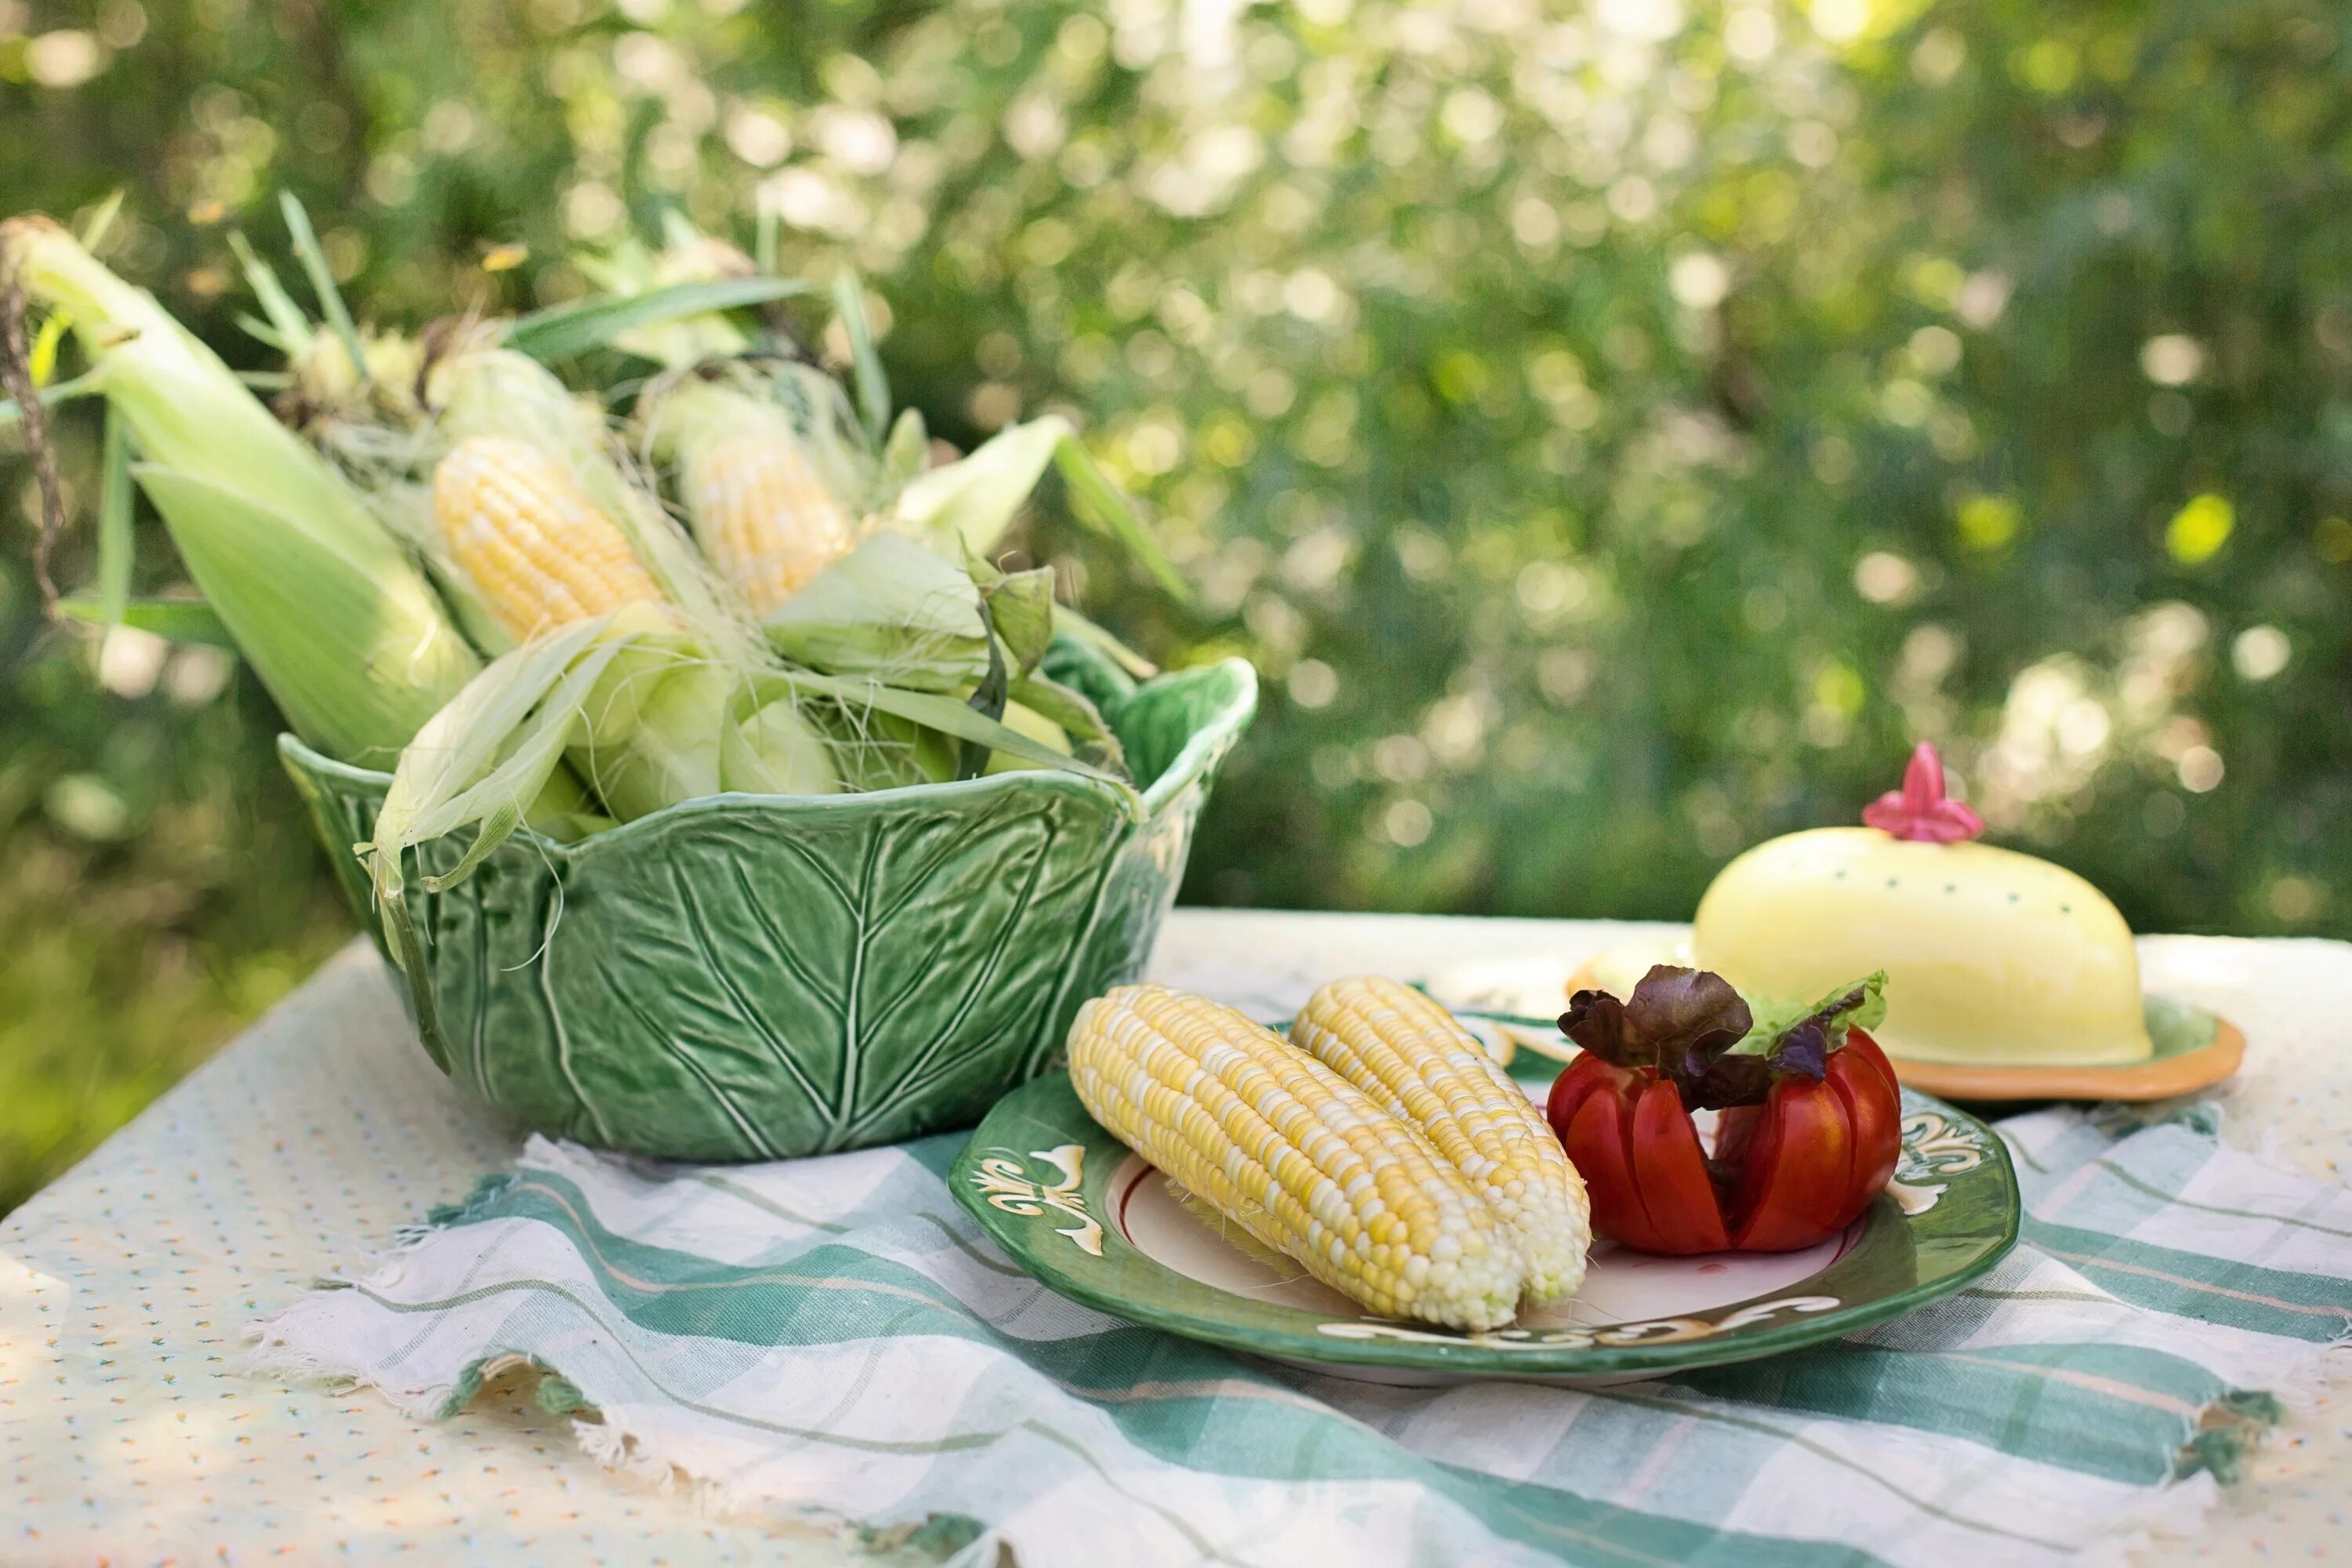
[952,1053,2020,1385]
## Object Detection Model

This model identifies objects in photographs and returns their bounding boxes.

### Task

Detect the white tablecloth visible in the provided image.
[5,913,2347,1563]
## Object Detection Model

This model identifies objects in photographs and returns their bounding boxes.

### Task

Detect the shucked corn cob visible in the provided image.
[1291,977,1591,1303]
[1068,984,1528,1330]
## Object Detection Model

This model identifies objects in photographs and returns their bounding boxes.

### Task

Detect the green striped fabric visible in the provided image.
[249,1102,2351,1567]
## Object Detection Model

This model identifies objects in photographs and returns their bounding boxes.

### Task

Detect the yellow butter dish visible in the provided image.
[1563,745,2243,1102]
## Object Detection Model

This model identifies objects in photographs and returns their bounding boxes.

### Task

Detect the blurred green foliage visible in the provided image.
[5,0,2350,1208]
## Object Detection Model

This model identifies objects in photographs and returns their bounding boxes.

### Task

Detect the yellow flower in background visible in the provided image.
[1955,494,2020,552]
[2166,494,2234,566]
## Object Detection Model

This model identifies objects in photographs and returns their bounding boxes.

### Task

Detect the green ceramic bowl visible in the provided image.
[280,641,1257,1163]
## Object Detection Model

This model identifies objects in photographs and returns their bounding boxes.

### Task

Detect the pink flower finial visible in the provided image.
[1862,742,1984,844]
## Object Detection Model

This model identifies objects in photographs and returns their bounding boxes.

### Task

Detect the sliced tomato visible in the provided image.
[1730,1080,1854,1251]
[1828,1028,1902,1218]
[1564,1083,1664,1252]
[1547,1031,1906,1258]
[1628,1080,1732,1254]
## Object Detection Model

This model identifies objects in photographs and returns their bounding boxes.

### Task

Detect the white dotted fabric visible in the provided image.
[3,914,2344,1563]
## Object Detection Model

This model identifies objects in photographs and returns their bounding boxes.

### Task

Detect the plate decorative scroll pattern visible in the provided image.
[1319,1295,1843,1351]
[1888,1109,1991,1217]
[970,1144,1105,1256]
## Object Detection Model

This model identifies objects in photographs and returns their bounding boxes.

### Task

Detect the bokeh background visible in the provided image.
[5,0,2347,1210]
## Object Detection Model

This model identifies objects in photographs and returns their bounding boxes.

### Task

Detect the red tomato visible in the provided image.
[1547,1027,1903,1254]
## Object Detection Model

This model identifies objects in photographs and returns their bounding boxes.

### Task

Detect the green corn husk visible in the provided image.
[760,532,993,692]
[571,222,760,367]
[890,415,1189,599]
[426,339,764,662]
[0,216,480,766]
[984,700,1074,775]
[345,339,869,880]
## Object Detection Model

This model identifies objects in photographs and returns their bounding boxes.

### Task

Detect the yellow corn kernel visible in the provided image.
[434,434,664,641]
[1068,983,1527,1331]
[679,426,857,619]
[1291,976,1590,1304]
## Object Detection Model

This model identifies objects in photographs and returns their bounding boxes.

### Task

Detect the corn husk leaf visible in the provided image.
[971,558,1057,676]
[279,192,368,388]
[891,416,1062,559]
[505,277,809,362]
[739,666,1138,812]
[873,406,928,510]
[1051,430,1190,601]
[1010,670,1124,771]
[810,706,960,791]
[227,230,315,359]
[984,700,1076,775]
[368,619,613,881]
[720,691,848,797]
[54,595,233,646]
[831,270,890,447]
[890,416,1188,601]
[956,600,1012,779]
[94,407,133,624]
[1051,602,1159,681]
[760,532,992,693]
[362,622,626,1047]
[132,465,481,768]
[0,365,105,427]
[74,190,124,252]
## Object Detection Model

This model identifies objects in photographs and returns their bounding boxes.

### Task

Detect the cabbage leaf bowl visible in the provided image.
[280,643,1256,1162]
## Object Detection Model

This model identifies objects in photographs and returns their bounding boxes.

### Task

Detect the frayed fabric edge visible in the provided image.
[565,1403,996,1560]
[237,1167,525,1417]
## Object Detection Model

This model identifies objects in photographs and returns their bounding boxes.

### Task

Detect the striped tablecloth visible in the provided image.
[8,915,2351,1563]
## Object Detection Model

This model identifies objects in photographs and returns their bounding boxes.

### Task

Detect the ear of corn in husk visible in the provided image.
[412,404,840,824]
[1068,983,1530,1330]
[0,216,480,768]
[643,376,862,618]
[1290,977,1591,1305]
[425,339,758,655]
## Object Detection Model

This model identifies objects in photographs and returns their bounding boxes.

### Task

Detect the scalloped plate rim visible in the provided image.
[951,1070,2021,1382]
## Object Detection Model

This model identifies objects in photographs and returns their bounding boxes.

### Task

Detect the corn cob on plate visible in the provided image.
[953,984,2020,1385]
